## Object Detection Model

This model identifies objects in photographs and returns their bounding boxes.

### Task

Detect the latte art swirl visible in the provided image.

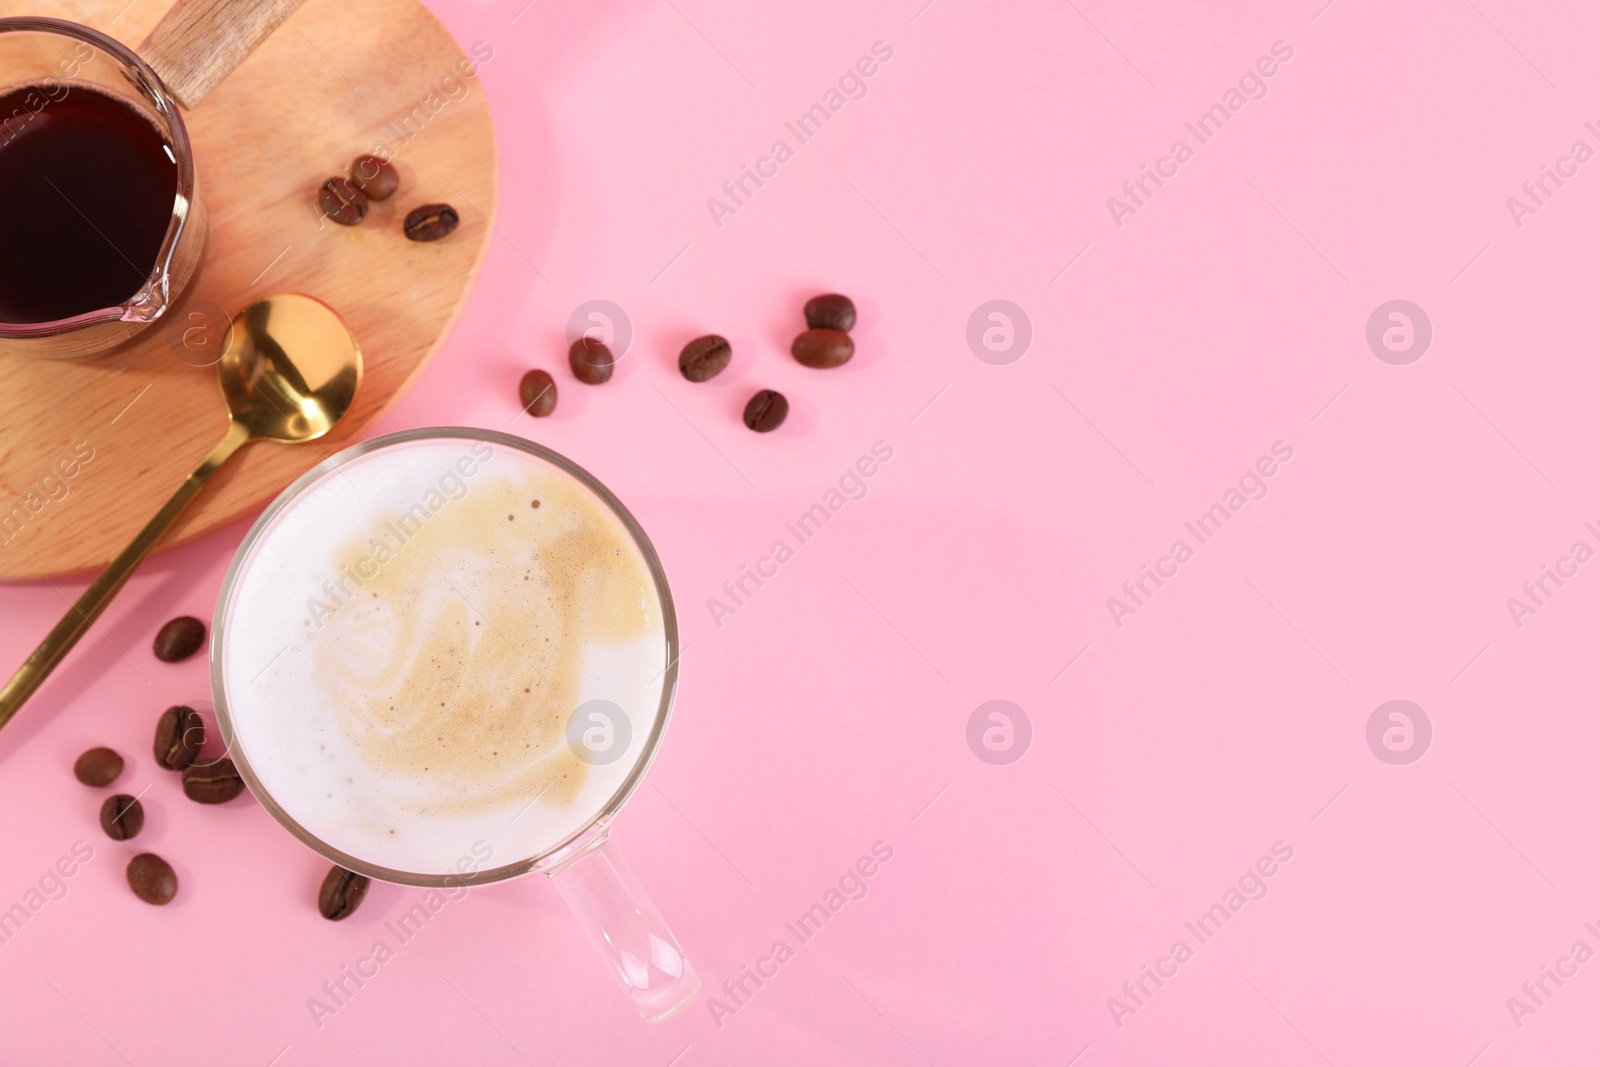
[315,470,653,816]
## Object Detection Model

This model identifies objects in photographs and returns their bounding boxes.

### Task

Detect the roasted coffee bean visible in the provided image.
[318,177,369,226]
[318,865,371,921]
[153,616,206,662]
[183,758,244,804]
[569,337,615,384]
[127,853,177,905]
[153,705,204,771]
[804,293,856,332]
[791,328,854,369]
[678,335,731,382]
[73,747,123,787]
[100,794,144,841]
[743,389,788,433]
[403,203,459,241]
[519,369,558,417]
[349,155,399,200]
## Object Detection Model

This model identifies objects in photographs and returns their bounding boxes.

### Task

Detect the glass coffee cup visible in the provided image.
[0,17,204,360]
[211,428,700,1021]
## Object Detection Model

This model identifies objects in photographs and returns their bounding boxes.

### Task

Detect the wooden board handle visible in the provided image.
[138,0,308,109]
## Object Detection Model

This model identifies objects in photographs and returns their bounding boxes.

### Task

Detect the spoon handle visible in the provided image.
[0,421,251,732]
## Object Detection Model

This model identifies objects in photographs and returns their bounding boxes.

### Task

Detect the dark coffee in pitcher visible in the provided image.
[0,82,178,325]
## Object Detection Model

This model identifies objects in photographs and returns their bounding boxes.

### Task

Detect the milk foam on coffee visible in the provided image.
[220,439,668,875]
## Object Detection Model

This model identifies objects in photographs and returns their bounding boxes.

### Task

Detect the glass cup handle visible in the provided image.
[546,830,700,1021]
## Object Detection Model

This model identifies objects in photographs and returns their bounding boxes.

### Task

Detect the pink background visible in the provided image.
[4,0,1600,1063]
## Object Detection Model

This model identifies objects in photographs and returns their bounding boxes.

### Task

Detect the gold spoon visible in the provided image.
[0,294,361,730]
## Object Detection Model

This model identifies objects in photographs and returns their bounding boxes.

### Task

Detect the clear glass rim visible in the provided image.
[0,16,197,338]
[209,427,682,888]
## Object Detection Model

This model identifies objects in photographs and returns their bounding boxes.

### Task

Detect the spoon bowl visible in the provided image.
[220,295,363,444]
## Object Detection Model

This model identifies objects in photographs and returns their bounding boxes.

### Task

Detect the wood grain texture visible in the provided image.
[138,0,308,108]
[0,0,497,580]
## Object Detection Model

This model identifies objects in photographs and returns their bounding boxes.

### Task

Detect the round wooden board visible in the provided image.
[0,0,496,580]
